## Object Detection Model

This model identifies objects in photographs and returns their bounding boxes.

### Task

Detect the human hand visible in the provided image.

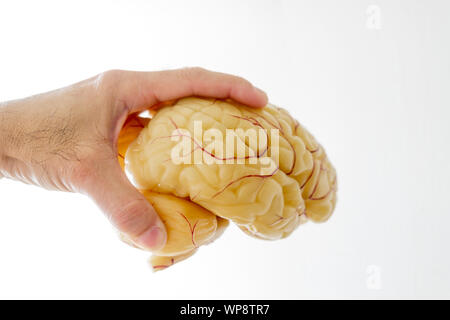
[0,68,268,251]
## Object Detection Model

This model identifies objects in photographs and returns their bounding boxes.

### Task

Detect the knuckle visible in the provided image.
[69,164,96,191]
[111,198,152,235]
[233,75,251,87]
[96,69,123,90]
[188,66,206,74]
[180,67,206,79]
[102,69,122,80]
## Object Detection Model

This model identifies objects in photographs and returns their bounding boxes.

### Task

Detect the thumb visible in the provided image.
[83,159,167,251]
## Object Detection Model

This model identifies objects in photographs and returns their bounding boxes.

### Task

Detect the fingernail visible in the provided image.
[136,226,166,251]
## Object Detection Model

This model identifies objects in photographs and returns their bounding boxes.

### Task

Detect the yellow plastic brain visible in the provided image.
[118,97,337,271]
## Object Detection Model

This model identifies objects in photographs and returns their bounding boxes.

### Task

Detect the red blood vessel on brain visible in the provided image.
[118,97,337,271]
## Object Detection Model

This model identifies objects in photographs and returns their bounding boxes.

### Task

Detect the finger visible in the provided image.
[118,67,268,112]
[83,159,167,251]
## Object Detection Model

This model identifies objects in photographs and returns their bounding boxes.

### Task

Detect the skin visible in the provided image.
[0,68,267,251]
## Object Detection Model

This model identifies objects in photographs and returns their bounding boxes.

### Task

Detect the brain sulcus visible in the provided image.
[117,97,337,271]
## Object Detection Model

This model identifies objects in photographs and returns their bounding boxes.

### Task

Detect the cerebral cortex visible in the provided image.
[118,97,337,271]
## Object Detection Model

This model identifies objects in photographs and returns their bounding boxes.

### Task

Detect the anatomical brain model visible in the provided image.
[117,97,337,271]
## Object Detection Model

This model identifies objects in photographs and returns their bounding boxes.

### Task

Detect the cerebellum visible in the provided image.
[118,97,337,271]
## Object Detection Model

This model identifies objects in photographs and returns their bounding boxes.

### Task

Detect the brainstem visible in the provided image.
[126,97,337,240]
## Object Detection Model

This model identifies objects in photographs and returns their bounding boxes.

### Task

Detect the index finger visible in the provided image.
[117,67,268,112]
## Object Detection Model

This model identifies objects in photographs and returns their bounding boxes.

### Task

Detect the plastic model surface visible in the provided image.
[118,97,337,271]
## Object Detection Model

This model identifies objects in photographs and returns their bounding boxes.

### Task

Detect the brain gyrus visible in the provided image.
[118,97,337,271]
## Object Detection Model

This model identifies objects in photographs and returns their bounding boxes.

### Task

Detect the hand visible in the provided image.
[0,68,268,251]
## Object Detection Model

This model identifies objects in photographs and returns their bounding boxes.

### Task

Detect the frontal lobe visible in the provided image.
[126,97,337,241]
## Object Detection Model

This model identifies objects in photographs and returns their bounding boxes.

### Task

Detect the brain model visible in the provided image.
[117,97,337,271]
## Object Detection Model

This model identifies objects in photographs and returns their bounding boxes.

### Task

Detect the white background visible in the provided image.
[0,0,449,299]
